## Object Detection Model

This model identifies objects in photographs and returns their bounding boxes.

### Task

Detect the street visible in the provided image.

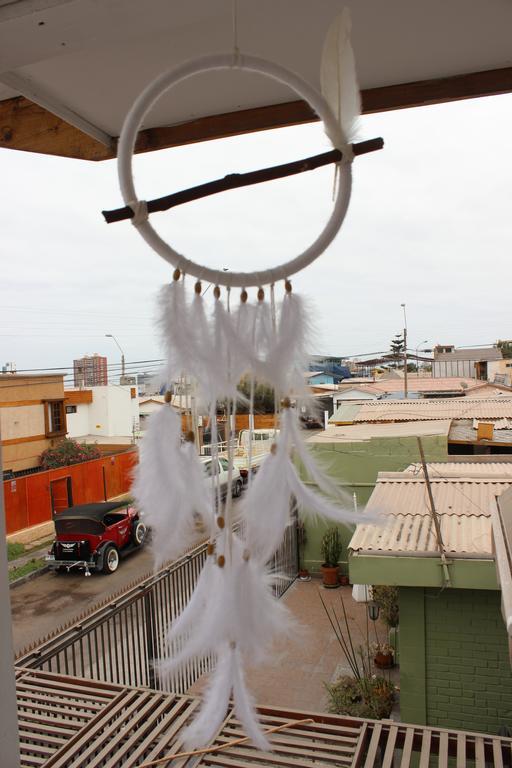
[11,496,243,657]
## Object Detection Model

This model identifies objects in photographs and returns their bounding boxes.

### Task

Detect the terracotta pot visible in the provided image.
[321,564,340,589]
[298,569,311,581]
[374,652,394,669]
[339,574,350,586]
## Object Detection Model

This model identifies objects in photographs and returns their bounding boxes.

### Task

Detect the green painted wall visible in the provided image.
[298,433,448,574]
[400,586,512,734]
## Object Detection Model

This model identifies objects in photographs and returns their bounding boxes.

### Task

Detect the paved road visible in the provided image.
[10,496,243,657]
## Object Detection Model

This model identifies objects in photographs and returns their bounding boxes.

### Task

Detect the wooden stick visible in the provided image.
[138,717,315,767]
[102,137,383,223]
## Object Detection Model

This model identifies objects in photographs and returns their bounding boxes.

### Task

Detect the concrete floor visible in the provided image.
[192,579,398,714]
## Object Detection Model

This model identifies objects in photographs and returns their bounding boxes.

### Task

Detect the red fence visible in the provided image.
[3,449,138,535]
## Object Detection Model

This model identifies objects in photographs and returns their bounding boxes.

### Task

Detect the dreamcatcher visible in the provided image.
[103,8,383,752]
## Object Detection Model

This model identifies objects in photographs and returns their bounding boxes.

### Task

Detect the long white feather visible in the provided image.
[267,293,313,395]
[232,648,270,751]
[320,8,361,149]
[181,645,235,749]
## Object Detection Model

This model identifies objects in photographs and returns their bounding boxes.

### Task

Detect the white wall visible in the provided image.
[432,360,476,378]
[66,386,139,439]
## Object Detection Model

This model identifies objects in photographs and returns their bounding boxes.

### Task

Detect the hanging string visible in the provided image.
[225,289,234,563]
[270,283,280,437]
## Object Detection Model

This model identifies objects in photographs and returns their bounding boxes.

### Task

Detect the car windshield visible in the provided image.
[55,518,105,536]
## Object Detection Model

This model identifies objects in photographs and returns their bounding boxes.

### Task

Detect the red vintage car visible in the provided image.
[46,501,146,576]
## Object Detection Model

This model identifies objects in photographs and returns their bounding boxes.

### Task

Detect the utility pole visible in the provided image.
[401,303,408,399]
[105,334,125,378]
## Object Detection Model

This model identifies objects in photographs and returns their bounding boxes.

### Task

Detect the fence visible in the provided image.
[16,521,298,694]
[3,448,137,534]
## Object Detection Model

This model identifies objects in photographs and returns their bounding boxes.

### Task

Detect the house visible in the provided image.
[348,462,512,733]
[433,345,502,379]
[66,385,139,445]
[300,420,451,574]
[0,374,67,474]
[305,371,335,386]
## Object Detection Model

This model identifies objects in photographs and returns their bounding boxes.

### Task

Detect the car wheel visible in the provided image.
[232,479,243,498]
[102,545,119,574]
[132,520,146,546]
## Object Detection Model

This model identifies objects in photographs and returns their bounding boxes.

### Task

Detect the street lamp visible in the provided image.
[401,303,408,398]
[414,340,429,372]
[105,333,125,378]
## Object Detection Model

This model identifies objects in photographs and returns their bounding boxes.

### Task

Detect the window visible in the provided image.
[219,458,229,471]
[44,400,66,437]
[66,405,77,414]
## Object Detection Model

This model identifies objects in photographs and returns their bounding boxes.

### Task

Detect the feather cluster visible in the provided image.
[134,277,375,750]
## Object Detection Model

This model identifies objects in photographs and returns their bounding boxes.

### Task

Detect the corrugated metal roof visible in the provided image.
[405,461,512,478]
[449,420,512,446]
[434,347,502,362]
[339,377,485,394]
[331,398,512,424]
[306,420,451,443]
[349,469,512,556]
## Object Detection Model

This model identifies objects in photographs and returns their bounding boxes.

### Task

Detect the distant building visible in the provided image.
[73,354,108,387]
[433,345,502,379]
[66,385,139,444]
[0,374,67,474]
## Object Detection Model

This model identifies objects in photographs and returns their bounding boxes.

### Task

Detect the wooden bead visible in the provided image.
[213,285,221,299]
[281,397,291,409]
[285,279,292,293]
[217,555,225,568]
[194,281,202,294]
[185,430,195,443]
[257,287,265,302]
[240,289,248,303]
[207,542,215,556]
[164,390,173,403]
[173,268,181,281]
[243,549,250,562]
[216,516,225,529]
[270,443,277,455]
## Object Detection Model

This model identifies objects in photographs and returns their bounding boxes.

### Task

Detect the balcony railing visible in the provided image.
[16,521,298,694]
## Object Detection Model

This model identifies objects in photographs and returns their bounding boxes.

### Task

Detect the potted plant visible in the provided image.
[370,641,394,669]
[321,527,342,588]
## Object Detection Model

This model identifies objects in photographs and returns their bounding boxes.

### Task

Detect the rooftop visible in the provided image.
[434,347,502,361]
[349,466,512,559]
[331,397,512,424]
[306,420,451,444]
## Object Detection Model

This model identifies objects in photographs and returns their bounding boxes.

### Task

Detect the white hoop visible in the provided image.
[118,53,353,288]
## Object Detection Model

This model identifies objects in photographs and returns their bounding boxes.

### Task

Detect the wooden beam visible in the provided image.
[1,67,511,161]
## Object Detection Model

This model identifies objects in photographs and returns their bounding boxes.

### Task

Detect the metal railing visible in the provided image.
[16,522,298,694]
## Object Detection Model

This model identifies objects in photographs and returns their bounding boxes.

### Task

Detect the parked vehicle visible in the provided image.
[46,501,146,576]
[230,428,279,481]
[202,457,243,498]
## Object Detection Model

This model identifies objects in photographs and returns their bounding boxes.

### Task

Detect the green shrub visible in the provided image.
[371,585,399,627]
[326,675,395,719]
[321,527,342,567]
[40,438,101,469]
[7,542,24,561]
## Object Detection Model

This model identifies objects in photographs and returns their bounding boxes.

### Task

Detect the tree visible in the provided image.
[236,377,276,414]
[40,438,101,469]
[390,334,405,368]
[498,340,512,359]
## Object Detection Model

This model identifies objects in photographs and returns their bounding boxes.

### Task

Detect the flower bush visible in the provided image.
[40,438,101,469]
[326,675,395,719]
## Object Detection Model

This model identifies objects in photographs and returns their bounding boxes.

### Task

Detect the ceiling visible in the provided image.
[0,0,511,160]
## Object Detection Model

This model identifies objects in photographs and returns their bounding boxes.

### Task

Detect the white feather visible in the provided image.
[132,407,213,568]
[181,645,235,749]
[320,8,361,149]
[232,647,270,751]
[267,293,313,395]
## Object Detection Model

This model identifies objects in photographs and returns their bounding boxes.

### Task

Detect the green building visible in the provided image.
[348,462,512,734]
[300,421,450,573]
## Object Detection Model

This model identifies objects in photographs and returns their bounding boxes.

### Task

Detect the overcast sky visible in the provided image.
[1,92,511,383]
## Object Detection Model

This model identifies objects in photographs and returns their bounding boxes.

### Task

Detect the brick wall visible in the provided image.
[425,587,512,733]
[400,586,512,734]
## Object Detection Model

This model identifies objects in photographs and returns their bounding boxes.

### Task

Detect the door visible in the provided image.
[50,477,72,514]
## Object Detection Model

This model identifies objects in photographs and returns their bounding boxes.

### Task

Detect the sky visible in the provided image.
[1,91,511,383]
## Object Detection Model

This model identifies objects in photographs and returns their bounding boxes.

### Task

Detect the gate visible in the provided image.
[17,522,298,694]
